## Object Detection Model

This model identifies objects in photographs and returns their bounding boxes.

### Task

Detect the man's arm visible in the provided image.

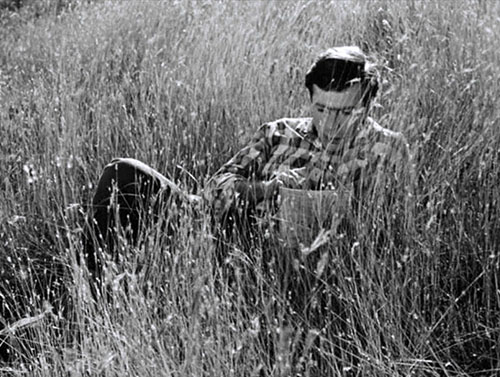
[207,123,277,222]
[363,126,415,232]
[391,133,415,230]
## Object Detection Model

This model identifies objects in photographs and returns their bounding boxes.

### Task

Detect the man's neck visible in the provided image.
[319,122,362,149]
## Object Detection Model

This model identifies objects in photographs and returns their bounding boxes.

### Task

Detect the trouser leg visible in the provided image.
[82,158,178,280]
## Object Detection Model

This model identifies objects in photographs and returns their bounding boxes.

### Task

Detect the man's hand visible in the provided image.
[246,170,304,203]
[272,168,306,189]
[210,168,306,222]
[211,180,269,222]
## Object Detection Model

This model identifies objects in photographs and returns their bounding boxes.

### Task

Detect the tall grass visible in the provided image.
[0,0,499,375]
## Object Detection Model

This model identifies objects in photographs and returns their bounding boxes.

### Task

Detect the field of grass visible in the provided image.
[0,0,499,375]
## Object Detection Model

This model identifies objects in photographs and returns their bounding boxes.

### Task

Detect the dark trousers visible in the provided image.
[81,158,360,373]
[82,158,181,280]
[81,157,246,283]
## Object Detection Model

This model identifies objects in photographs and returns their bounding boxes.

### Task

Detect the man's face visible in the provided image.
[310,83,364,143]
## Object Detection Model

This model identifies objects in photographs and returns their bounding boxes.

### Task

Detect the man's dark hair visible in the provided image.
[305,46,379,106]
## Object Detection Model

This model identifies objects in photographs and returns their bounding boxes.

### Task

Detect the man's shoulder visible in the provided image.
[365,117,408,148]
[359,117,409,160]
[365,117,405,141]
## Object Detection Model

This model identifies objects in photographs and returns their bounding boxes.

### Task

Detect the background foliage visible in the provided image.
[0,0,499,375]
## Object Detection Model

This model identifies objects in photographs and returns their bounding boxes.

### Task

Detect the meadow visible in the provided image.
[0,0,499,375]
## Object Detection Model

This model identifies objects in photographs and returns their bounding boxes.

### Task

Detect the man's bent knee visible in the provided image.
[83,158,176,281]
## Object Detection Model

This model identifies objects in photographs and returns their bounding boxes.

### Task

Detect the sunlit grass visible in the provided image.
[0,0,499,375]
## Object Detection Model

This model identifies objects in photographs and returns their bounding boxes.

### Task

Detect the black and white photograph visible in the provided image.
[0,0,499,375]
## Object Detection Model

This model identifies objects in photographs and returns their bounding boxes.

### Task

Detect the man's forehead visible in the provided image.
[312,84,362,108]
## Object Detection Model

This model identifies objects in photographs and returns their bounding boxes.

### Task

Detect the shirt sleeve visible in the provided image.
[206,123,274,220]
[366,130,415,230]
[393,133,415,228]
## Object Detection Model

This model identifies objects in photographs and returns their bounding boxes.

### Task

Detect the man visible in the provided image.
[82,46,410,374]
[83,46,410,277]
[205,46,412,374]
[208,46,410,244]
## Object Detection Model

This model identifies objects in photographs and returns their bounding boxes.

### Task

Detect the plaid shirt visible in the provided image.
[208,114,410,220]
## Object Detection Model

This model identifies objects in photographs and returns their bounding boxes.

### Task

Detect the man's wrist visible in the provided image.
[234,180,278,204]
[261,179,279,201]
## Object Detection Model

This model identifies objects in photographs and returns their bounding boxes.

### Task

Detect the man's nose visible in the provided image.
[322,109,339,126]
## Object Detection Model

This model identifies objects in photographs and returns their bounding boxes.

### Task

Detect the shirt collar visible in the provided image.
[297,118,322,149]
[309,111,367,150]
